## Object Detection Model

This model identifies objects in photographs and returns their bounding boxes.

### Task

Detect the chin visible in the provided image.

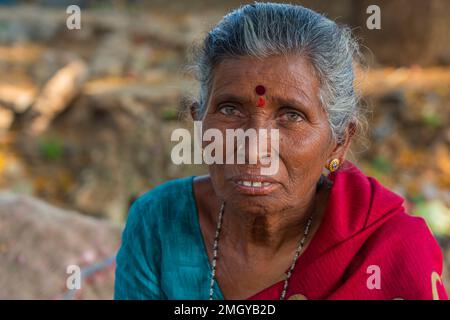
[225,194,281,215]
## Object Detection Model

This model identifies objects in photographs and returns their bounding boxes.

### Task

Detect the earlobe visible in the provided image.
[325,158,340,172]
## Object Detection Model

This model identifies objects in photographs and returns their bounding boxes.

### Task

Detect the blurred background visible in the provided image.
[0,0,449,299]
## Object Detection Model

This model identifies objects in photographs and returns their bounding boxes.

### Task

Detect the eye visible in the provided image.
[279,110,305,123]
[218,104,242,117]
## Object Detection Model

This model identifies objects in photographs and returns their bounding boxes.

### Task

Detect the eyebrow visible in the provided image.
[213,93,251,105]
[273,96,310,110]
[213,92,311,111]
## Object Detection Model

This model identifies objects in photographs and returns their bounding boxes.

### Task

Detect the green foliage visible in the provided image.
[161,108,180,121]
[370,155,392,174]
[38,136,64,161]
[422,111,442,128]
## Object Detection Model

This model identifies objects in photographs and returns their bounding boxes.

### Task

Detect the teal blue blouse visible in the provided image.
[114,176,225,300]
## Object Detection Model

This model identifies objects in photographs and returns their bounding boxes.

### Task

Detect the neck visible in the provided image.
[220,185,319,260]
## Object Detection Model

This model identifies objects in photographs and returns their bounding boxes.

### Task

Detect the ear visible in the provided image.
[326,122,356,167]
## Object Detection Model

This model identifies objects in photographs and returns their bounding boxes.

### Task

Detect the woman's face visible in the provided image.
[200,54,344,214]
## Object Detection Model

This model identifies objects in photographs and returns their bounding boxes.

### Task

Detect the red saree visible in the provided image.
[247,161,448,300]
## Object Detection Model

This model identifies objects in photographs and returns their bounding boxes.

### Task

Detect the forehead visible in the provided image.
[210,54,320,102]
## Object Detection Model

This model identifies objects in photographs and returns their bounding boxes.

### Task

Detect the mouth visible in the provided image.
[236,181,272,187]
[230,175,279,195]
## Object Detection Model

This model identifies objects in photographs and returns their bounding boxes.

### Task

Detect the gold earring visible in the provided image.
[327,159,340,172]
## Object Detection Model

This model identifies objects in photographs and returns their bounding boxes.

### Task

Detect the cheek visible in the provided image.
[280,126,331,172]
[208,165,223,186]
[208,165,236,201]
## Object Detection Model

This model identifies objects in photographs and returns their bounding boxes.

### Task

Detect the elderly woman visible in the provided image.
[114,3,447,300]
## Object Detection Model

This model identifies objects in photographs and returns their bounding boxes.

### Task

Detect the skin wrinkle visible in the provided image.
[192,54,353,299]
[204,56,316,117]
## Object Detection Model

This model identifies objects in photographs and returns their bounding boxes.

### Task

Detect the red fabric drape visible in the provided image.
[247,161,448,300]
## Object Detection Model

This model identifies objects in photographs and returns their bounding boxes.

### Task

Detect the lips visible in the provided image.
[230,175,279,195]
[236,180,272,187]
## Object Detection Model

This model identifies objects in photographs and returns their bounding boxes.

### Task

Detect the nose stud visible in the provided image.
[255,85,266,108]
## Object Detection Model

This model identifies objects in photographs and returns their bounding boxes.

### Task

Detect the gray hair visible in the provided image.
[192,2,364,144]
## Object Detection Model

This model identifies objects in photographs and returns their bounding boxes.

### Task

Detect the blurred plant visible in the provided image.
[38,136,64,161]
[422,110,442,128]
[161,108,180,121]
[410,193,426,205]
[371,155,392,174]
[414,200,450,236]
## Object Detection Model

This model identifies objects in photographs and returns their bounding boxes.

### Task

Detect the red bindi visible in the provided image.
[255,85,266,96]
[255,85,266,108]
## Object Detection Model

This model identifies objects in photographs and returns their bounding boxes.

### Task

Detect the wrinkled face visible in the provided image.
[201,54,337,214]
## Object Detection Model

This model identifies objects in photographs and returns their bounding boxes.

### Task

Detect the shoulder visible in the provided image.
[359,212,446,299]
[115,176,199,300]
[123,176,196,241]
[333,211,448,300]
[357,211,444,273]
[369,212,441,260]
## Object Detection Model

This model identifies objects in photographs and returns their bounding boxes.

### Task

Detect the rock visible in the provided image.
[30,59,88,134]
[0,107,14,132]
[90,33,132,77]
[0,192,121,299]
[0,6,59,44]
[351,0,450,66]
[0,83,36,113]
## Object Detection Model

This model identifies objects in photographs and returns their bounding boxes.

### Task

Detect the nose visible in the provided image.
[236,116,274,167]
